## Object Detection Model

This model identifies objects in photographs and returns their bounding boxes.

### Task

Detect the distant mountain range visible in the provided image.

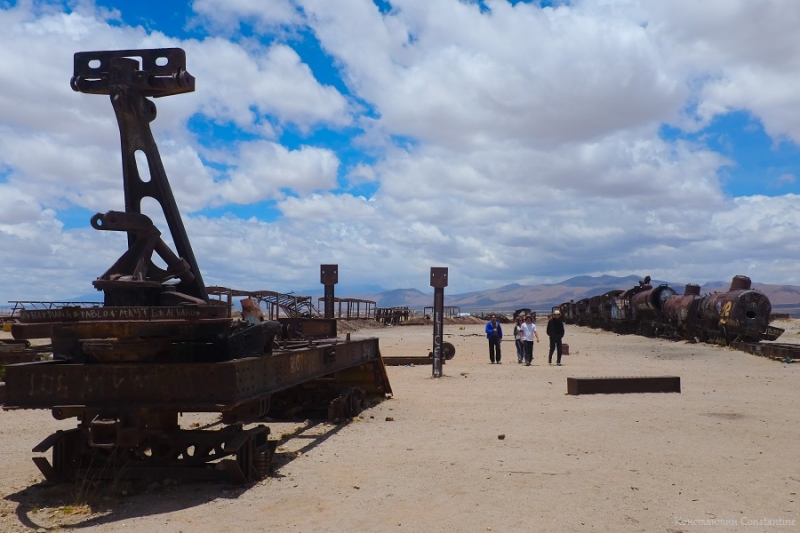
[341,275,800,312]
[64,274,800,314]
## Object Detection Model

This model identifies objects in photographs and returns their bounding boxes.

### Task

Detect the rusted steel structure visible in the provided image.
[423,305,460,318]
[317,297,377,319]
[0,340,41,365]
[559,275,783,346]
[730,342,800,363]
[207,288,337,340]
[375,307,410,324]
[8,301,104,315]
[1,48,391,484]
[381,346,455,367]
[207,287,320,320]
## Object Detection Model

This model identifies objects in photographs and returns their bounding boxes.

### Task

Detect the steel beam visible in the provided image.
[566,376,681,395]
[430,267,448,378]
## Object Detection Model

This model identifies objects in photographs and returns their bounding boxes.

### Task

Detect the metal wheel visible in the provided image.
[442,342,456,360]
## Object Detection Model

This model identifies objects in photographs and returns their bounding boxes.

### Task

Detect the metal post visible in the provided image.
[320,264,338,319]
[430,267,448,378]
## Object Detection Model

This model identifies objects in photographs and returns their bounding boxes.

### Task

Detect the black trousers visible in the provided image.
[523,340,534,363]
[488,336,501,363]
[549,337,563,364]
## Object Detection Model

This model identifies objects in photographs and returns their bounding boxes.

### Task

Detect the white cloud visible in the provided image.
[298,0,684,148]
[278,192,377,222]
[183,39,352,132]
[3,0,800,303]
[634,0,800,141]
[215,141,340,204]
[346,163,378,185]
[192,0,301,34]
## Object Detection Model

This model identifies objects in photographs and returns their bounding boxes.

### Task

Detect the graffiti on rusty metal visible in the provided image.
[19,306,220,323]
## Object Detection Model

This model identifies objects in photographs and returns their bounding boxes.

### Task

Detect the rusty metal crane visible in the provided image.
[2,48,391,484]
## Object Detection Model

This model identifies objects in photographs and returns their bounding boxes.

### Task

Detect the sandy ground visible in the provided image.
[0,319,798,532]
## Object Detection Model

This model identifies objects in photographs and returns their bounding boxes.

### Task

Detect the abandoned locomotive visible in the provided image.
[558,275,783,344]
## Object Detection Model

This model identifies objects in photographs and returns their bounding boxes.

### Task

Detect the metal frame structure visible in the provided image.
[207,287,321,320]
[423,305,460,318]
[7,301,104,314]
[317,297,377,319]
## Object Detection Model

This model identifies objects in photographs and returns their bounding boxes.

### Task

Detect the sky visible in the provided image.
[1,0,800,303]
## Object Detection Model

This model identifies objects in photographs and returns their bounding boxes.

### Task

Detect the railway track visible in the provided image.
[730,341,799,363]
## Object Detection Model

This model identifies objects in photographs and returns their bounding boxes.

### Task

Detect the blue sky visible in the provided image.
[662,111,800,197]
[1,0,800,302]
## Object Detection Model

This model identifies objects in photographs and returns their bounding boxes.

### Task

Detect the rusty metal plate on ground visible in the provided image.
[383,356,439,366]
[566,376,680,395]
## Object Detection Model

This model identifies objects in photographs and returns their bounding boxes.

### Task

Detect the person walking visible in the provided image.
[485,314,503,364]
[520,315,539,366]
[513,316,524,364]
[547,310,566,365]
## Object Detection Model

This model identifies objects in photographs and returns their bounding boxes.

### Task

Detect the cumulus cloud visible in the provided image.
[297,0,684,148]
[183,39,352,132]
[192,0,301,34]
[214,141,340,204]
[279,192,377,222]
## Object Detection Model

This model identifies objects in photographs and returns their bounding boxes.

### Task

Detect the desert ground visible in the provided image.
[0,318,798,532]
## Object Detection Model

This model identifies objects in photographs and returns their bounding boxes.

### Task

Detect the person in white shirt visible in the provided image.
[519,315,540,366]
[513,316,525,364]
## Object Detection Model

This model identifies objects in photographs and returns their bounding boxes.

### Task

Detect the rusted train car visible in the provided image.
[559,275,782,344]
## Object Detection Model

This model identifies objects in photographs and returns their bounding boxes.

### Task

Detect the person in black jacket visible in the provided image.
[547,310,565,365]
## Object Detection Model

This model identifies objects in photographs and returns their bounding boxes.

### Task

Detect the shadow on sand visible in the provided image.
[4,418,349,530]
